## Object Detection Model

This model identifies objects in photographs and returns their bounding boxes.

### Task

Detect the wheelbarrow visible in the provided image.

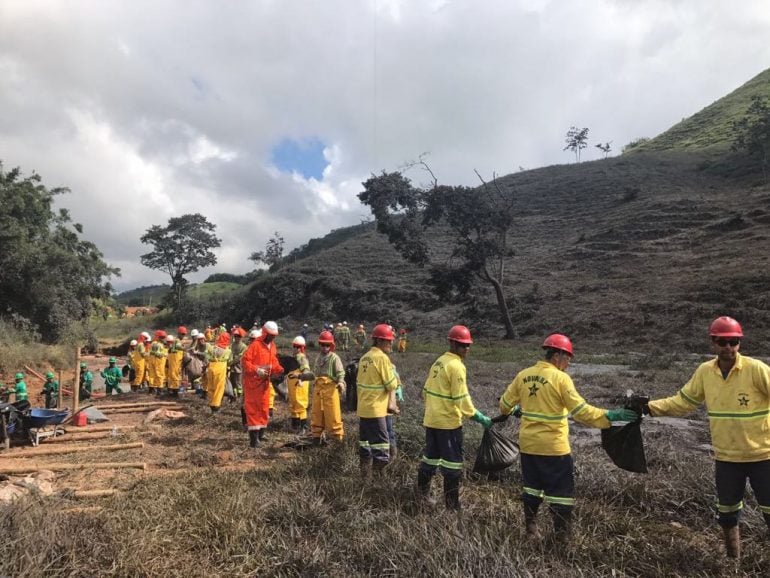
[22,408,70,446]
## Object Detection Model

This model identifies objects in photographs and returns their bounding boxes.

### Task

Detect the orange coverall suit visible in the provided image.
[241,337,283,431]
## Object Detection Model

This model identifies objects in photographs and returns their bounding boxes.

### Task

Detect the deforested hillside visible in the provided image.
[226,146,770,352]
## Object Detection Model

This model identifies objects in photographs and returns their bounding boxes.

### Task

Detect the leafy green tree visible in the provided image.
[249,231,285,271]
[140,214,221,310]
[0,163,118,340]
[563,126,590,162]
[359,161,518,338]
[733,95,770,182]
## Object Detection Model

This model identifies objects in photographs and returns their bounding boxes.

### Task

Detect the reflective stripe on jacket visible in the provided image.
[422,351,476,429]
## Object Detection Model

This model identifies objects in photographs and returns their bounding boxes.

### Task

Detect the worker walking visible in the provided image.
[497,333,637,541]
[354,324,366,350]
[241,321,284,447]
[356,324,400,478]
[148,330,168,395]
[101,357,123,395]
[646,316,770,559]
[340,321,351,351]
[309,330,346,443]
[417,325,493,511]
[397,328,408,353]
[41,372,59,408]
[287,336,311,434]
[166,335,184,397]
[206,332,232,412]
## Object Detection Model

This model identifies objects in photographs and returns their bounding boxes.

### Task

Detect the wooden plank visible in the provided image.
[2,442,144,459]
[0,462,147,474]
[96,401,183,410]
[102,405,183,414]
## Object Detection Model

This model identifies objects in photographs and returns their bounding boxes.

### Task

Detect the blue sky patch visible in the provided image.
[271,138,327,180]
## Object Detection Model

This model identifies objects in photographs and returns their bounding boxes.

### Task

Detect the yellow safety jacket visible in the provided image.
[356,347,398,418]
[649,353,770,462]
[499,360,610,456]
[422,352,477,429]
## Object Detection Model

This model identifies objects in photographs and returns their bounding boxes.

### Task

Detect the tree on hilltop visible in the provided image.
[249,231,285,271]
[140,213,220,310]
[564,126,590,162]
[0,162,119,340]
[733,95,770,182]
[359,159,518,339]
[595,141,612,158]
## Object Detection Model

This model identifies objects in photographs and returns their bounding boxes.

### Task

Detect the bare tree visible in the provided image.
[564,126,590,162]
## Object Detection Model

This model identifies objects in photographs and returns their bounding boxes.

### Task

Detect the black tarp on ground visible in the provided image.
[473,426,520,474]
[600,420,648,473]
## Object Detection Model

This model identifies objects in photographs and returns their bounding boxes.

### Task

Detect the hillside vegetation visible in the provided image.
[631,67,770,153]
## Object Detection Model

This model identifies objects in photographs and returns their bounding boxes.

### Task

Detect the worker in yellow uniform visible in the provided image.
[308,330,346,443]
[206,332,231,413]
[356,324,400,478]
[397,328,408,353]
[646,317,770,559]
[165,335,184,397]
[497,333,637,541]
[287,336,311,433]
[148,330,168,395]
[417,325,493,511]
[137,331,151,389]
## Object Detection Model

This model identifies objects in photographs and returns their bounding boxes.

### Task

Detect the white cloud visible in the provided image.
[1,0,769,290]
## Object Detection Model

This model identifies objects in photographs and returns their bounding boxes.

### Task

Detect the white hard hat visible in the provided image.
[292,336,306,347]
[303,323,308,328]
[141,331,151,340]
[249,329,262,339]
[165,335,175,342]
[190,329,199,338]
[262,321,279,336]
[343,321,348,325]
[130,339,138,346]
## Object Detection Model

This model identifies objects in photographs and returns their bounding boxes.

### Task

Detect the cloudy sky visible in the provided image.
[2,0,769,291]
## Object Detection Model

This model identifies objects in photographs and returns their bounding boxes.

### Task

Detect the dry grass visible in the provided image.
[1,348,768,577]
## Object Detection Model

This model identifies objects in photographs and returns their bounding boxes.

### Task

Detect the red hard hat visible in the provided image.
[154,329,167,339]
[318,331,335,344]
[177,326,188,335]
[542,333,573,356]
[371,324,395,341]
[709,316,743,337]
[447,325,473,344]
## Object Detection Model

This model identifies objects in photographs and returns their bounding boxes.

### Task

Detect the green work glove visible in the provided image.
[471,410,493,429]
[395,385,404,402]
[605,408,639,422]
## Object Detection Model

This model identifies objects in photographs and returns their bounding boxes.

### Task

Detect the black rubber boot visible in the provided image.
[552,508,572,542]
[417,469,437,507]
[258,428,267,441]
[389,444,398,460]
[248,430,259,448]
[291,418,300,432]
[443,476,461,511]
[523,500,542,541]
[299,419,308,435]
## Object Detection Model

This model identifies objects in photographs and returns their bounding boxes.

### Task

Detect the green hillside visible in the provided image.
[117,281,242,306]
[630,67,770,153]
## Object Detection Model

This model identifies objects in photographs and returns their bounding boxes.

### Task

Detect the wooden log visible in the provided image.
[60,506,103,514]
[66,425,138,433]
[102,405,184,414]
[44,432,114,443]
[70,489,120,499]
[2,442,144,459]
[96,401,183,410]
[23,365,46,381]
[74,347,81,413]
[0,462,147,474]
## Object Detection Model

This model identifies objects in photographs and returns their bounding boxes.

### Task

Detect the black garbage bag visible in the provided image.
[277,355,300,374]
[344,359,359,412]
[601,420,647,473]
[473,427,520,474]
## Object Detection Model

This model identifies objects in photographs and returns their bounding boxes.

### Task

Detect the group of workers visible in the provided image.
[407,315,768,559]
[2,313,764,558]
